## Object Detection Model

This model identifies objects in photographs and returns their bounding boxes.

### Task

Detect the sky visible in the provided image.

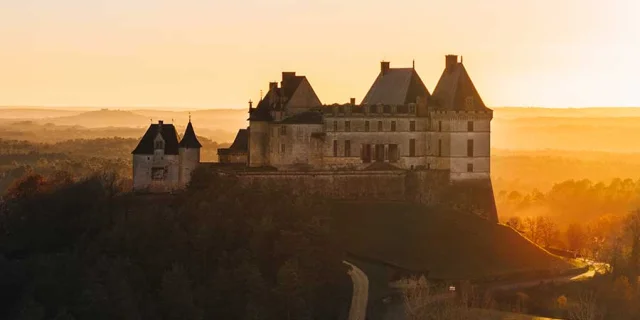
[0,0,639,109]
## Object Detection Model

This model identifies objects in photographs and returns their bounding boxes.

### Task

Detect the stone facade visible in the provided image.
[231,55,493,183]
[132,120,202,192]
[125,55,499,220]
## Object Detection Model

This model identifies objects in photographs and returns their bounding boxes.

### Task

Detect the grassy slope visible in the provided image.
[331,201,574,281]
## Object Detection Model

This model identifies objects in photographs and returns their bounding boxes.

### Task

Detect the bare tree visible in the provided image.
[568,291,603,320]
[506,216,523,231]
[402,276,473,320]
[567,223,588,254]
[538,216,559,248]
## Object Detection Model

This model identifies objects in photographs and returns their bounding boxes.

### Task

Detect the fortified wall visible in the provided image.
[231,169,498,222]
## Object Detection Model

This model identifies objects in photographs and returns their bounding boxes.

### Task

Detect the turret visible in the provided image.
[178,117,202,187]
[429,55,493,181]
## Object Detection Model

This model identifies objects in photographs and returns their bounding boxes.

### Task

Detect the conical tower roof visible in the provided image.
[179,121,202,148]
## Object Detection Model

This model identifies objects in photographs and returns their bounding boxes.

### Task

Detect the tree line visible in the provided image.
[0,166,350,319]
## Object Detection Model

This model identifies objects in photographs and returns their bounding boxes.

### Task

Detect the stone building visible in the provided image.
[221,54,492,182]
[217,129,249,164]
[132,120,202,192]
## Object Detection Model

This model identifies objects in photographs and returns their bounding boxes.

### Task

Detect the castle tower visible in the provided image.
[248,86,274,167]
[429,55,493,181]
[178,118,202,187]
[132,120,182,192]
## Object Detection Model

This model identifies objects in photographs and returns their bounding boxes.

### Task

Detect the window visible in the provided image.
[333,140,338,157]
[151,167,165,181]
[377,121,383,131]
[375,144,385,161]
[280,126,287,136]
[409,105,416,113]
[438,139,442,156]
[438,121,442,132]
[362,144,371,163]
[467,121,474,132]
[333,121,338,131]
[409,139,416,157]
[389,144,399,162]
[410,121,416,132]
[365,121,370,132]
[467,139,474,157]
[465,96,475,109]
[345,121,351,132]
[280,144,286,153]
[391,121,396,132]
[154,140,164,150]
[345,140,351,157]
[467,163,474,172]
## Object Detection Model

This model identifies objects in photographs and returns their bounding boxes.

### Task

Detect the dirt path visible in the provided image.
[345,260,369,320]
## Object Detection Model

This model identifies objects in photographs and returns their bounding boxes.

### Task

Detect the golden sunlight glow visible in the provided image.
[0,0,638,108]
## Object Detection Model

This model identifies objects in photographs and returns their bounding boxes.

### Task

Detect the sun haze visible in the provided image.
[0,0,638,108]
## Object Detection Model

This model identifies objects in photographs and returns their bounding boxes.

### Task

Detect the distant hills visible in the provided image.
[3,107,640,151]
[0,108,247,143]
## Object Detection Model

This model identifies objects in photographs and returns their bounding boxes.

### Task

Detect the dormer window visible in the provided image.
[154,140,164,150]
[465,96,475,109]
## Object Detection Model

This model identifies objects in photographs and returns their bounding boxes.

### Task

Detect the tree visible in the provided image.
[567,223,587,254]
[537,216,559,248]
[568,291,603,320]
[506,216,523,231]
[625,209,640,279]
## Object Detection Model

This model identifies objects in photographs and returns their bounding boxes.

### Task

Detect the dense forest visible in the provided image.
[0,138,228,195]
[0,167,350,319]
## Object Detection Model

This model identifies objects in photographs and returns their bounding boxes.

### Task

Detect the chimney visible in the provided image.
[350,98,356,105]
[380,61,390,75]
[269,82,278,91]
[282,72,296,82]
[445,54,458,71]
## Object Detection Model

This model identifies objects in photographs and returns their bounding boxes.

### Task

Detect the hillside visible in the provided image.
[46,109,150,128]
[331,201,574,281]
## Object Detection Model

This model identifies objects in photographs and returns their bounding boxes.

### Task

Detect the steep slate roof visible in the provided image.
[229,129,249,151]
[179,121,202,148]
[249,74,307,121]
[362,68,430,105]
[281,75,305,101]
[249,73,321,121]
[430,62,490,111]
[132,123,180,155]
[217,129,249,155]
[279,111,323,124]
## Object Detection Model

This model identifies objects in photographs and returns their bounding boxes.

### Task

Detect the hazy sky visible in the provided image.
[1,0,639,109]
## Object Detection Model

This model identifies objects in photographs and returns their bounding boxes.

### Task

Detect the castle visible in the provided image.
[133,55,497,220]
[131,119,202,192]
[219,54,492,181]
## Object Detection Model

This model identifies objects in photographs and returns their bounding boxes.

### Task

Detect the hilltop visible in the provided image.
[331,201,575,281]
[49,109,150,128]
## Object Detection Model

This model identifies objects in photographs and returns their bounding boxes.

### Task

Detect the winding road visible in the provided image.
[344,260,369,320]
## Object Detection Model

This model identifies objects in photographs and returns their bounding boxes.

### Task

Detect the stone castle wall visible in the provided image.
[236,169,445,204]
[232,169,497,221]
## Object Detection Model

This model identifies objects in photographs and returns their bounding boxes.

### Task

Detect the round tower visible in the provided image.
[248,102,271,167]
[178,118,202,187]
